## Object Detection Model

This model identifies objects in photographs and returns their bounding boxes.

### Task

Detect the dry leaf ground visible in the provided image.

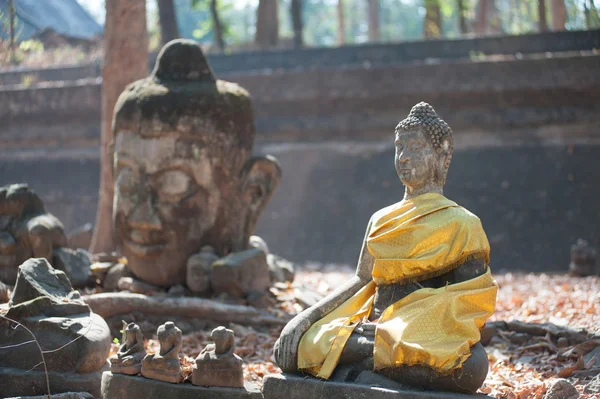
[131,266,600,398]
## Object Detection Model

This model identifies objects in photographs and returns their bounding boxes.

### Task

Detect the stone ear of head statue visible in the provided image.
[240,155,281,239]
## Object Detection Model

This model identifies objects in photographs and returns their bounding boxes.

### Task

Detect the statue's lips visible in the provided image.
[123,239,167,258]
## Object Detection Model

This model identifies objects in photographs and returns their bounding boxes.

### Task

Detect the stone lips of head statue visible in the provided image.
[110,321,147,375]
[112,39,281,287]
[274,102,498,394]
[0,184,67,284]
[141,321,182,383]
[192,326,244,388]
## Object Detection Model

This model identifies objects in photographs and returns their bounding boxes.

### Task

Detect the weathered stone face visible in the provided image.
[112,39,281,287]
[394,128,440,191]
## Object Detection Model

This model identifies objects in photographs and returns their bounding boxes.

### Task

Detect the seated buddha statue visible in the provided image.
[274,102,498,394]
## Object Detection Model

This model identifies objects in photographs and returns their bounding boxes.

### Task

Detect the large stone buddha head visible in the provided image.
[112,40,281,287]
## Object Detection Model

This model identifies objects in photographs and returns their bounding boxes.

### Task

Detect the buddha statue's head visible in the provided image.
[394,102,453,193]
[112,39,281,287]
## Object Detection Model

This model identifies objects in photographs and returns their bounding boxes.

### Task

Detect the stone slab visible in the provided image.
[262,374,494,399]
[0,366,104,398]
[101,371,263,399]
[6,393,93,399]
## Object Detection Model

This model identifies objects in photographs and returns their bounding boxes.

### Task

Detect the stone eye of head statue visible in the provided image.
[112,40,281,287]
[394,102,453,197]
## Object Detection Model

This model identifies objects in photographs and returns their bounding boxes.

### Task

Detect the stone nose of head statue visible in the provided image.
[128,197,163,231]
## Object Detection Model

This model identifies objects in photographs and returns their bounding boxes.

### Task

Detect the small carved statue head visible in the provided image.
[211,326,235,355]
[122,321,143,350]
[112,40,281,287]
[157,321,182,357]
[394,102,454,193]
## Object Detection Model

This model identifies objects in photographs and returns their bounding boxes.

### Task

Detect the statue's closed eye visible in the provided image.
[116,168,136,193]
[153,170,195,203]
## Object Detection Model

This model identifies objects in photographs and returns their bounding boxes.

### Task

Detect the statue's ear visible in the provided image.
[240,155,281,215]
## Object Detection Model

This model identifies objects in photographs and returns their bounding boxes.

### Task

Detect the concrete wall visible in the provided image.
[1,51,599,272]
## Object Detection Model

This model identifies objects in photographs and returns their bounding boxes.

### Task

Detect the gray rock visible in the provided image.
[53,247,93,288]
[102,262,131,291]
[0,366,105,398]
[0,259,111,397]
[584,374,600,394]
[583,346,600,368]
[9,257,81,306]
[67,222,94,251]
[101,372,262,399]
[543,379,580,399]
[186,246,218,294]
[267,253,295,283]
[211,248,270,297]
[262,374,493,399]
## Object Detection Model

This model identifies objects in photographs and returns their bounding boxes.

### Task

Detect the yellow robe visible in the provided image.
[298,193,498,379]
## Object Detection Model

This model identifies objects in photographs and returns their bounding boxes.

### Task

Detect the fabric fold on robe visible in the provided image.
[297,193,498,379]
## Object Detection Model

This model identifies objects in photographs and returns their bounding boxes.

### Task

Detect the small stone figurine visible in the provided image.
[141,321,182,383]
[110,322,146,375]
[192,326,244,388]
[569,239,598,277]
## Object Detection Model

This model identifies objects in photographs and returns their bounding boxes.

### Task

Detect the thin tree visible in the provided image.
[291,0,303,48]
[424,0,442,38]
[474,0,489,34]
[91,0,149,254]
[538,0,548,31]
[337,0,346,45]
[158,0,179,45]
[550,0,566,30]
[367,0,381,41]
[8,0,16,64]
[457,0,469,34]
[209,0,225,52]
[255,0,279,49]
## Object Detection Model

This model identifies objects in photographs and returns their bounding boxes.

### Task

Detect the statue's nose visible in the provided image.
[128,196,162,230]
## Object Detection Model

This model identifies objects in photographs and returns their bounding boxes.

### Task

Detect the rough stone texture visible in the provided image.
[0,259,111,397]
[584,373,600,394]
[67,222,94,250]
[52,247,93,288]
[211,248,271,297]
[141,322,182,383]
[101,372,262,399]
[5,392,94,399]
[192,326,244,388]
[0,367,105,398]
[543,379,580,399]
[262,374,493,399]
[583,347,600,368]
[110,39,281,288]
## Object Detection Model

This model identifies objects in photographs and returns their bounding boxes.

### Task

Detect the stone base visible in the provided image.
[110,364,142,375]
[0,366,105,398]
[262,374,494,399]
[140,366,181,383]
[101,371,263,399]
[6,393,93,399]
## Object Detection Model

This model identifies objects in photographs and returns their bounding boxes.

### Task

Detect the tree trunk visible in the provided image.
[538,0,548,31]
[457,0,469,34]
[291,0,303,48]
[337,0,346,45]
[210,0,225,52]
[8,0,16,64]
[255,0,279,49]
[157,0,179,45]
[424,0,442,38]
[91,0,148,254]
[550,0,566,30]
[367,0,380,41]
[488,0,503,33]
[474,0,489,34]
